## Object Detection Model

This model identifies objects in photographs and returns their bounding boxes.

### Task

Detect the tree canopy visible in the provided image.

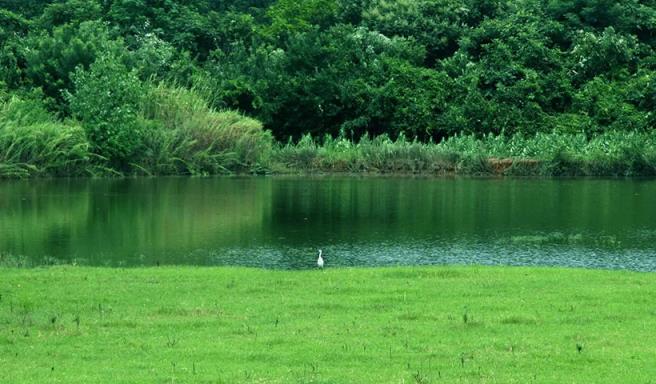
[2,0,656,141]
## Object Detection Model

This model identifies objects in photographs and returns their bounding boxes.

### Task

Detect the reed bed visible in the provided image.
[274,131,656,176]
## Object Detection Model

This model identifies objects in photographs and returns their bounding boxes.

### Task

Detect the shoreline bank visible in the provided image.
[3,131,656,178]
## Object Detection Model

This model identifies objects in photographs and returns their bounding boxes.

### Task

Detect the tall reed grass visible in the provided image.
[137,85,273,175]
[274,134,459,174]
[0,97,91,178]
[273,131,656,176]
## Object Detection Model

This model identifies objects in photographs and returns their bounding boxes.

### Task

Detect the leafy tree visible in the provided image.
[0,0,55,18]
[573,77,648,133]
[0,9,29,44]
[362,0,471,66]
[107,0,216,59]
[0,10,29,89]
[36,0,102,30]
[569,27,640,82]
[208,25,428,139]
[260,0,338,41]
[206,11,257,52]
[128,32,176,79]
[23,21,127,111]
[375,60,451,139]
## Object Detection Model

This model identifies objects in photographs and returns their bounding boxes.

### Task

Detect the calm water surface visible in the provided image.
[1,177,655,270]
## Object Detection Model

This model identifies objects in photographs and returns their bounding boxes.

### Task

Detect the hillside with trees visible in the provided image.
[1,0,656,176]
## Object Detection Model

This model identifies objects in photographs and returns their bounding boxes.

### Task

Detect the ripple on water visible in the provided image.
[196,240,656,272]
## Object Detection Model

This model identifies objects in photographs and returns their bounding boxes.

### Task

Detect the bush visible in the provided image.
[68,54,146,170]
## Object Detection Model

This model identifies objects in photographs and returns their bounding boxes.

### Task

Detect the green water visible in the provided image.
[0,177,654,270]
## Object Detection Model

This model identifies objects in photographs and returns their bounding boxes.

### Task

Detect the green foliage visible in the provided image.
[68,54,145,169]
[546,0,656,42]
[262,0,338,40]
[128,32,177,80]
[274,130,656,176]
[0,0,53,18]
[23,21,127,111]
[106,0,217,60]
[573,77,648,133]
[208,25,427,139]
[0,96,90,177]
[206,11,257,52]
[362,0,470,65]
[139,84,273,175]
[2,0,656,176]
[378,62,451,139]
[570,27,640,81]
[0,9,28,44]
[0,95,54,125]
[36,0,102,30]
[0,39,23,89]
[0,10,29,88]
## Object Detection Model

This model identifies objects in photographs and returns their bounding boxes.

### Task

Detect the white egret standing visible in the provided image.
[317,249,324,269]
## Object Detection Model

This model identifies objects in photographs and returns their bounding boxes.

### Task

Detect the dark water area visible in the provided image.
[1,177,655,270]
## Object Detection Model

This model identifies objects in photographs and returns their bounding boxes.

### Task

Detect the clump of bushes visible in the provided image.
[1,65,274,178]
[2,72,655,178]
[63,54,274,176]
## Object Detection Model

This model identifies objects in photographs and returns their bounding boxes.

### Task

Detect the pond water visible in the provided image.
[0,177,655,270]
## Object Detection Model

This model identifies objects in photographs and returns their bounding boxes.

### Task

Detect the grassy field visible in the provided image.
[1,266,655,383]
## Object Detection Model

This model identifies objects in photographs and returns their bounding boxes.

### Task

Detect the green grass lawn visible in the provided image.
[1,266,655,383]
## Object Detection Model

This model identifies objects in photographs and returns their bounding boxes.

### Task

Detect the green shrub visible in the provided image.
[68,54,146,170]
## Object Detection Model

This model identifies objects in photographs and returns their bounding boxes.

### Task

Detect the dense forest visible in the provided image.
[1,0,656,176]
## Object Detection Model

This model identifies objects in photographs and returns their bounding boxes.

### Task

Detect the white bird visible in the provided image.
[317,249,324,269]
